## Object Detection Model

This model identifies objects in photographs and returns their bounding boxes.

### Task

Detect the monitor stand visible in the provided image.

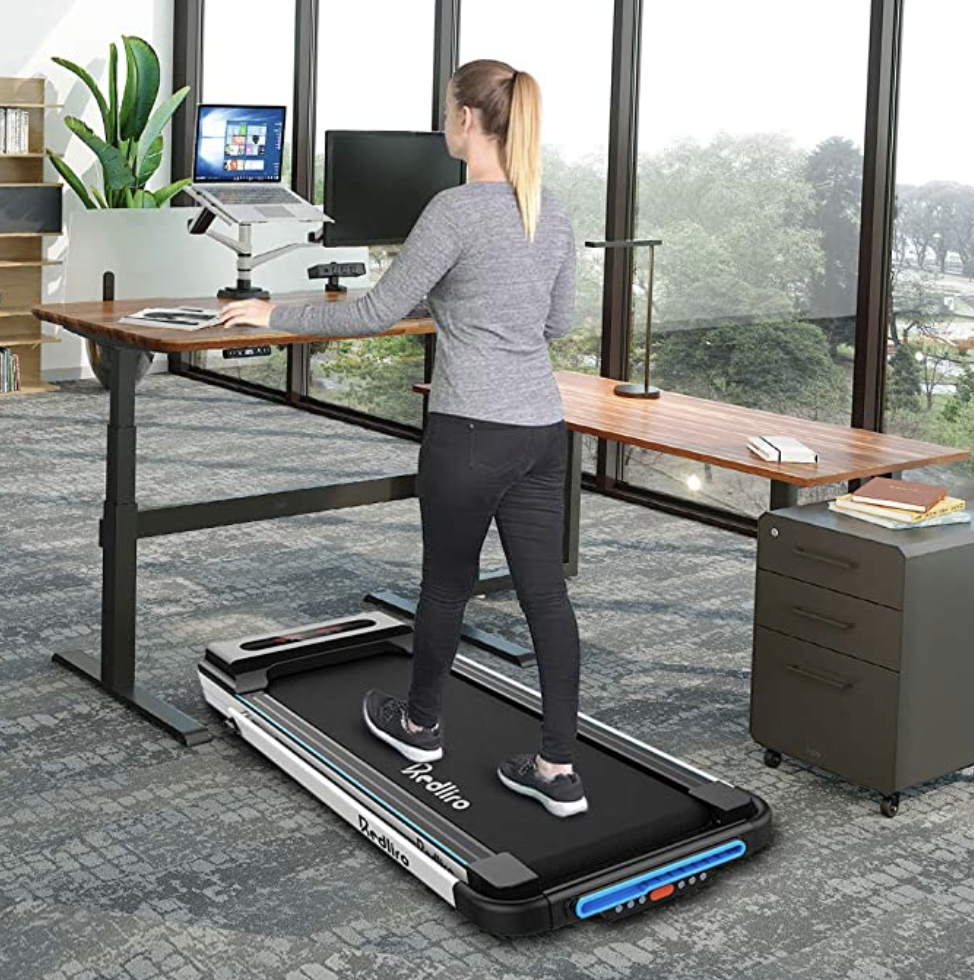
[186,201,320,300]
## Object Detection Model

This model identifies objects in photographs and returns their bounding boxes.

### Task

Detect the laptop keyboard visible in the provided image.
[209,186,299,205]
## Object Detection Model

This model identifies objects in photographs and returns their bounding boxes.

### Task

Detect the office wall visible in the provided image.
[1,1,174,380]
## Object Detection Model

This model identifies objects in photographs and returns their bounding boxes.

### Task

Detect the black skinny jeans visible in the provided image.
[406,411,581,764]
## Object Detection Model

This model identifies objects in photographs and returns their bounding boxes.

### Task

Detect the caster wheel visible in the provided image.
[881,794,900,818]
[764,749,782,769]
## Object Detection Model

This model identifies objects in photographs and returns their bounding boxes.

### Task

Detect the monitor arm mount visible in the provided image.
[185,188,322,300]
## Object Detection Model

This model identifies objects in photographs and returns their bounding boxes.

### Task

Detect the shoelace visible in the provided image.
[377,696,408,726]
[378,696,438,735]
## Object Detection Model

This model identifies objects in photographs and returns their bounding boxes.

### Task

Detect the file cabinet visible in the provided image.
[750,501,974,816]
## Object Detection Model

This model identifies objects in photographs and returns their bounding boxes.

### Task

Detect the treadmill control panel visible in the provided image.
[241,618,377,651]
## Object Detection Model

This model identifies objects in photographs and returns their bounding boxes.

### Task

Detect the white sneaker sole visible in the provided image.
[497,769,589,818]
[362,702,443,763]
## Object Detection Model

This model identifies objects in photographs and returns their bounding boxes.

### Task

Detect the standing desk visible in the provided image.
[33,291,438,745]
[30,295,970,743]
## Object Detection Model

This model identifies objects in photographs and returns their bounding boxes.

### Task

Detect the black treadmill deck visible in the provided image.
[261,647,714,889]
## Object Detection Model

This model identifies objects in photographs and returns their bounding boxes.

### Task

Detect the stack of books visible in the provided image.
[0,347,21,393]
[829,477,970,531]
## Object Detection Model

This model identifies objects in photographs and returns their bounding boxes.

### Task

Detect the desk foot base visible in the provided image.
[363,590,536,668]
[52,649,212,747]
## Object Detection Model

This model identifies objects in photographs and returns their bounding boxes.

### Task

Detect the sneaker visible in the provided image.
[497,753,588,818]
[362,689,443,763]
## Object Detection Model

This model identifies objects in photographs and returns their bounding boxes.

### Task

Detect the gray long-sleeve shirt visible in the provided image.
[268,180,576,425]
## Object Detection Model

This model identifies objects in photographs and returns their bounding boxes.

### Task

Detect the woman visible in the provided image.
[219,59,586,818]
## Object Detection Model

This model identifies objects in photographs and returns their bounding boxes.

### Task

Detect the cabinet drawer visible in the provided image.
[758,512,903,608]
[755,570,902,671]
[750,627,899,793]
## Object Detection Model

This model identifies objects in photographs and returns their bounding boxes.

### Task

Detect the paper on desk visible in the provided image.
[118,306,221,330]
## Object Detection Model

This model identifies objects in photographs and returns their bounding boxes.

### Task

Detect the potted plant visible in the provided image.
[46,35,191,388]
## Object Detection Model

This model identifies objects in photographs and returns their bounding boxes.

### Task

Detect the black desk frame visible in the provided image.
[56,341,584,744]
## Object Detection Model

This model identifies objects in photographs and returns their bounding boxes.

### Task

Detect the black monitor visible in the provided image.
[322,130,466,247]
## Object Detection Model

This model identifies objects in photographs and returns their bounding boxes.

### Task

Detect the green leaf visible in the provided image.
[151,178,192,208]
[64,116,135,191]
[124,186,135,208]
[45,150,96,209]
[108,42,119,146]
[122,36,160,139]
[135,85,190,178]
[89,184,108,209]
[51,56,111,142]
[136,134,163,184]
[119,39,138,140]
[130,189,159,208]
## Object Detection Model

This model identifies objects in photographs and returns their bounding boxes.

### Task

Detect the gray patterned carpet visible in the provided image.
[3,375,974,980]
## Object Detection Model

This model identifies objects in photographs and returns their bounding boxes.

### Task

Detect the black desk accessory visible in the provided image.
[307,262,367,293]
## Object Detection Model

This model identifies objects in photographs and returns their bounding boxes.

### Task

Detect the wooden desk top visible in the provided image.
[416,371,968,488]
[32,290,436,353]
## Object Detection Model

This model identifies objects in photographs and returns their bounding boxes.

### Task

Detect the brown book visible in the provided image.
[850,477,947,513]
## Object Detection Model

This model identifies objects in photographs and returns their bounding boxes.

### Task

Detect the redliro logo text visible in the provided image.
[401,762,471,810]
[358,814,410,867]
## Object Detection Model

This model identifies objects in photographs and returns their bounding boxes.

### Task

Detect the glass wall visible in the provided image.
[629,0,872,516]
[196,0,297,391]
[460,0,614,471]
[307,0,436,428]
[884,0,974,502]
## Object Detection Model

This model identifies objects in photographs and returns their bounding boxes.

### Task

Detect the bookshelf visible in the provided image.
[0,76,63,397]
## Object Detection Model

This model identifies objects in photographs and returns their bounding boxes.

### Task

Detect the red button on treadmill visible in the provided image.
[650,884,675,902]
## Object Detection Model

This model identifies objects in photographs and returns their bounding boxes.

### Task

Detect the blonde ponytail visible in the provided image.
[505,71,542,243]
[450,60,544,243]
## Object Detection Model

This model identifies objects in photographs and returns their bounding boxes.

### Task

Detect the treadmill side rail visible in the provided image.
[229,707,462,906]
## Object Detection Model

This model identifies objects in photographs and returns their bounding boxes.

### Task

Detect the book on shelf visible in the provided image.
[850,476,946,513]
[747,435,819,464]
[0,107,29,154]
[829,499,970,531]
[118,306,221,330]
[0,347,21,393]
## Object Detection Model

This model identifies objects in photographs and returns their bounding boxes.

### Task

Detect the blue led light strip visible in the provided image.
[237,695,470,867]
[575,839,747,918]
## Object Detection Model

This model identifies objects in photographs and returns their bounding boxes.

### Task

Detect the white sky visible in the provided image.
[201,0,971,188]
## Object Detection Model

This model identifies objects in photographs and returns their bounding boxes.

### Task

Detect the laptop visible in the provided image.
[189,104,325,224]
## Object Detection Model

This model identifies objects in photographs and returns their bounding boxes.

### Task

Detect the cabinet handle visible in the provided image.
[791,546,857,571]
[785,663,853,691]
[790,606,854,631]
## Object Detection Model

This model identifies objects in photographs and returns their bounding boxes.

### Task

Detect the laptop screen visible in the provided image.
[194,105,286,183]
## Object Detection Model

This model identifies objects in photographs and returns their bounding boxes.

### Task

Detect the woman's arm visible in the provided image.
[266,195,462,336]
[543,232,577,341]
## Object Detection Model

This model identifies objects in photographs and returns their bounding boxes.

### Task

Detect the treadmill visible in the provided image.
[199,611,771,936]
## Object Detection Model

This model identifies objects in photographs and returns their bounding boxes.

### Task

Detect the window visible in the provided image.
[460,0,614,471]
[194,0,297,391]
[630,0,872,516]
[885,0,974,501]
[307,0,435,427]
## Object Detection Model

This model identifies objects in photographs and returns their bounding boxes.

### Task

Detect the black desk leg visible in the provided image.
[769,480,799,511]
[53,346,211,746]
[562,428,582,577]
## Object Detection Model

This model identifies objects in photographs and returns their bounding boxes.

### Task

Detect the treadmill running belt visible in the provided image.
[265,649,714,887]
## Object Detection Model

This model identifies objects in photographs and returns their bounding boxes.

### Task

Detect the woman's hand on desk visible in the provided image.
[218,299,277,329]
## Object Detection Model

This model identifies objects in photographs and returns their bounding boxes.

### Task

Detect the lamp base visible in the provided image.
[614,383,661,399]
